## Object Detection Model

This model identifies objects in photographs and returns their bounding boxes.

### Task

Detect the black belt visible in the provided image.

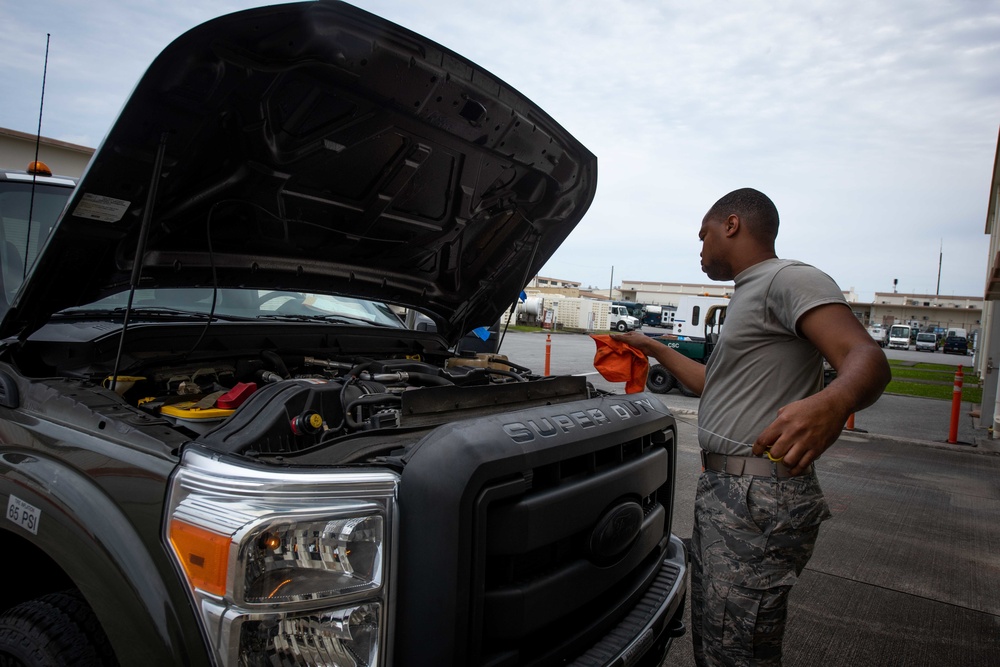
[700,450,811,478]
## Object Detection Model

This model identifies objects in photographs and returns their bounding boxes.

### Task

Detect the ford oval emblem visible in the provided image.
[588,501,644,564]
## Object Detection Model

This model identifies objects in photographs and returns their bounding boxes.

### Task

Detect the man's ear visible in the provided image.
[725,214,740,237]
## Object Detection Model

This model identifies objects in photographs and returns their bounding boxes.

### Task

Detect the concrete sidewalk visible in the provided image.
[658,394,1000,667]
[785,436,1000,666]
[848,392,995,452]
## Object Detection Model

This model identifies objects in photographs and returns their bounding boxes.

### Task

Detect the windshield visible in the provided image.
[917,334,935,342]
[0,181,73,310]
[57,288,407,328]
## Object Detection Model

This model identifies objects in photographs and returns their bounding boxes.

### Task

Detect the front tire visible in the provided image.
[616,321,628,332]
[0,590,117,666]
[646,366,676,394]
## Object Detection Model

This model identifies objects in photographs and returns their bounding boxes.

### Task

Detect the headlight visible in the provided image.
[241,515,383,603]
[165,445,398,667]
[239,603,381,667]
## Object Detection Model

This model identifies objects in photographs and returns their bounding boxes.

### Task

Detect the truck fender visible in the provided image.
[0,452,209,666]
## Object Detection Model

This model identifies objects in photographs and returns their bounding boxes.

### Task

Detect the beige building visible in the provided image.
[620,279,863,306]
[522,276,611,302]
[619,279,874,322]
[619,280,731,305]
[979,127,1000,437]
[526,275,585,299]
[0,127,94,178]
[868,292,982,335]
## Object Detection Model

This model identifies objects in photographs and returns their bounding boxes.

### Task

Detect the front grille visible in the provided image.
[394,393,679,667]
[472,433,672,666]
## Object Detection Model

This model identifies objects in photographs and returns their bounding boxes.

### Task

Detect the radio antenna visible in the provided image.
[25,33,51,279]
[32,35,51,169]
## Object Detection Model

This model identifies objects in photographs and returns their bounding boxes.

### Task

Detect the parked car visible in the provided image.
[943,336,969,355]
[915,332,938,352]
[868,325,887,347]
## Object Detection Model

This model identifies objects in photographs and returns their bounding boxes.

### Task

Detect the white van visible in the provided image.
[868,325,886,347]
[888,324,911,350]
[915,332,937,352]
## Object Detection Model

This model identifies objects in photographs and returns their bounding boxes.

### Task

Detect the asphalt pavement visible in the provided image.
[495,331,1000,666]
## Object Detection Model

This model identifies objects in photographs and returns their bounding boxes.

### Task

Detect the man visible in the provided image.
[614,188,890,666]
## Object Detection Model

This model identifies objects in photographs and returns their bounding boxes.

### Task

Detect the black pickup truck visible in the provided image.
[0,3,686,665]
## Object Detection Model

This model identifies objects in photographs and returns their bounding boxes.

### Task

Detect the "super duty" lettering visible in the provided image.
[502,398,658,443]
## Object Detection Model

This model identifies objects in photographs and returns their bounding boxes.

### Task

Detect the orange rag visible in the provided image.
[590,335,649,393]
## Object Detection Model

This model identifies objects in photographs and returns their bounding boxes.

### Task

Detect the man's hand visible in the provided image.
[751,393,847,475]
[610,330,659,355]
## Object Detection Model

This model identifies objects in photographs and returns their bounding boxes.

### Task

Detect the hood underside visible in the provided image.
[6,0,596,344]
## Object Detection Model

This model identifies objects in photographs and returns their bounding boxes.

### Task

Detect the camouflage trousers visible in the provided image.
[690,467,832,667]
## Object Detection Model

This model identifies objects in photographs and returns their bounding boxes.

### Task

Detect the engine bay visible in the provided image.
[15,320,593,457]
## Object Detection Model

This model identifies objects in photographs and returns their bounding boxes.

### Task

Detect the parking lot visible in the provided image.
[496,330,1000,666]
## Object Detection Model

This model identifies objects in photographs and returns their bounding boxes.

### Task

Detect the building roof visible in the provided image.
[0,126,95,155]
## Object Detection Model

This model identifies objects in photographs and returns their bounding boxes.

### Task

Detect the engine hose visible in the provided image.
[347,359,376,380]
[375,360,445,376]
[482,367,528,382]
[261,350,291,379]
[255,369,285,384]
[366,371,453,386]
[336,371,379,431]
[455,367,527,383]
[487,358,532,374]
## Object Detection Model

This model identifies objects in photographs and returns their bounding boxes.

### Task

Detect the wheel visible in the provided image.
[0,590,117,666]
[678,382,698,397]
[616,321,628,332]
[646,366,676,394]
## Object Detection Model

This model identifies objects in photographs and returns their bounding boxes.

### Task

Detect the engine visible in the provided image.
[100,349,587,456]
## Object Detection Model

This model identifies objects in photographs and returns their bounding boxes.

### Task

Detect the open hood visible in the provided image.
[4,0,596,344]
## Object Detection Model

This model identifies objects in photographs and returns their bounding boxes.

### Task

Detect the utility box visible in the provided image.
[553,297,609,331]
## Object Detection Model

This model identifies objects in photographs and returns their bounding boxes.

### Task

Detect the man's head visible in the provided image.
[698,188,779,281]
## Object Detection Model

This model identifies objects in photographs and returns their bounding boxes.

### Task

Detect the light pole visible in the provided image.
[936,240,942,296]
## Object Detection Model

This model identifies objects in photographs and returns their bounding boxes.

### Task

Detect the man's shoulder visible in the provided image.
[737,259,823,291]
[773,258,820,274]
[769,260,848,321]
[740,258,815,280]
[771,259,840,288]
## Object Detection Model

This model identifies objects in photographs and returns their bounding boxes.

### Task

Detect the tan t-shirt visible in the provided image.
[698,258,848,455]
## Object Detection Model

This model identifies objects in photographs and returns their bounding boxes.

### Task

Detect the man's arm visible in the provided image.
[611,330,708,395]
[751,303,891,474]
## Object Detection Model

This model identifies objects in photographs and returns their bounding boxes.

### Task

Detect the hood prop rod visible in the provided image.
[110,132,169,393]
[497,233,540,354]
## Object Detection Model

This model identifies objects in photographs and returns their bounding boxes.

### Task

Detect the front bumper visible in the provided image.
[570,533,688,667]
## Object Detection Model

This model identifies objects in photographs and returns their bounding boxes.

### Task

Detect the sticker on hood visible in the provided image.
[72,193,131,223]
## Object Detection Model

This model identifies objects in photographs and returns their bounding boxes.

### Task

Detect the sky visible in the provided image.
[2,0,998,303]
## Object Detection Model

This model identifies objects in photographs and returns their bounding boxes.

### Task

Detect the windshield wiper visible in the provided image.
[54,306,217,320]
[255,313,389,326]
